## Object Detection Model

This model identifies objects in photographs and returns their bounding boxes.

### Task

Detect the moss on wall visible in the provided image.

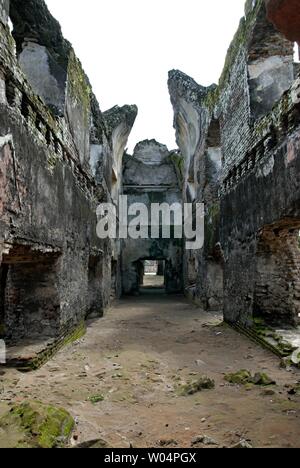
[218,0,263,92]
[67,50,91,127]
[205,203,220,253]
[202,87,220,112]
[170,151,184,185]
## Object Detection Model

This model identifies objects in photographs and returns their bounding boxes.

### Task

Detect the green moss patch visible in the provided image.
[88,394,105,404]
[169,151,184,186]
[205,203,220,253]
[67,50,91,126]
[252,372,276,386]
[252,318,299,361]
[0,401,74,448]
[177,376,215,396]
[218,0,262,91]
[225,370,276,387]
[224,369,252,385]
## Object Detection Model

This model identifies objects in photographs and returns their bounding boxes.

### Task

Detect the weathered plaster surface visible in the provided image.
[122,140,183,295]
[169,0,300,325]
[0,0,137,343]
[103,105,138,203]
[19,42,66,113]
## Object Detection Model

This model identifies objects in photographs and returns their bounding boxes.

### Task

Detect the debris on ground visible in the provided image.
[224,370,276,387]
[261,388,276,396]
[177,376,215,396]
[73,438,109,449]
[252,373,276,386]
[230,439,253,449]
[158,439,178,447]
[191,435,219,446]
[88,394,105,404]
[286,383,300,396]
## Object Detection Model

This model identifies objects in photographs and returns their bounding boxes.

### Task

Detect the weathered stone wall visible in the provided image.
[219,0,300,327]
[169,0,300,325]
[168,72,223,310]
[254,221,300,327]
[122,140,183,294]
[221,123,300,327]
[216,0,294,181]
[104,105,138,203]
[0,0,137,343]
[2,246,61,342]
[98,105,138,301]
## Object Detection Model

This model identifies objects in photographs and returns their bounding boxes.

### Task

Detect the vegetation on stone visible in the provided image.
[177,376,215,396]
[0,0,300,450]
[224,370,253,385]
[0,401,74,448]
[225,370,276,387]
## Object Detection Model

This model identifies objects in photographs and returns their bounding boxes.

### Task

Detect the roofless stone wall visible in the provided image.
[0,0,137,346]
[169,0,300,326]
[122,140,183,295]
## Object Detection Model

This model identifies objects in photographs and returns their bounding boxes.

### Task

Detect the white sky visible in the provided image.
[45,0,246,152]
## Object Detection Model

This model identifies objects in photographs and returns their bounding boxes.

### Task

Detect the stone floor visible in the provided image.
[142,275,165,289]
[0,290,300,448]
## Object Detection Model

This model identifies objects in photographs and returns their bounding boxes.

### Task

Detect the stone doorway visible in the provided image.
[87,255,104,319]
[142,260,166,290]
[0,244,61,344]
[110,259,118,301]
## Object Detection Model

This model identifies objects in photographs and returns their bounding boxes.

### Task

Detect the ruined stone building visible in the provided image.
[1,0,300,368]
[122,139,183,295]
[0,0,137,358]
[169,0,300,335]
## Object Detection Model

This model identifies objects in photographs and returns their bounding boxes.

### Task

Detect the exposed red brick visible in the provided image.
[265,0,300,44]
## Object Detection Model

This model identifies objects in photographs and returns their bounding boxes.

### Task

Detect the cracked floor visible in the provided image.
[1,290,300,448]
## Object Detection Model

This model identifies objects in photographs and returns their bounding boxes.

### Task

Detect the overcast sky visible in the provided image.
[45,0,245,152]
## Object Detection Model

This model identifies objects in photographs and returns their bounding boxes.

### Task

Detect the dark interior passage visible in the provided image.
[87,255,104,319]
[0,245,61,344]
